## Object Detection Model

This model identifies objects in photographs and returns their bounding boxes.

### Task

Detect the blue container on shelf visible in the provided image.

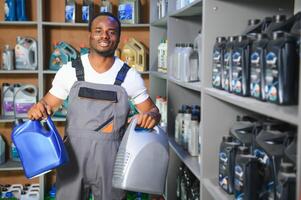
[16,0,28,21]
[11,116,69,179]
[5,0,17,21]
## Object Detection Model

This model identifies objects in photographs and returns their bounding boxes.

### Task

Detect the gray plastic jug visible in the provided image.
[14,84,37,118]
[15,36,38,70]
[112,118,169,194]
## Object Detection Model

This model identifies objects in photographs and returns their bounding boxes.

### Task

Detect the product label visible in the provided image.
[65,5,75,22]
[223,51,231,91]
[212,49,222,88]
[3,101,14,113]
[118,3,133,21]
[100,6,109,12]
[234,165,244,200]
[265,51,278,102]
[15,103,35,114]
[250,51,261,98]
[231,51,242,94]
[82,6,89,22]
[253,149,269,165]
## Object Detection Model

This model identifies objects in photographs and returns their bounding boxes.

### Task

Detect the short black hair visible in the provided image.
[88,12,121,36]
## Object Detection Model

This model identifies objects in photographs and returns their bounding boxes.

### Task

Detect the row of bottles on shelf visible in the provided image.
[156,0,167,19]
[49,37,148,72]
[155,96,167,129]
[175,104,200,158]
[169,31,202,82]
[0,184,40,200]
[176,164,200,200]
[218,115,297,200]
[157,39,168,73]
[2,37,38,71]
[212,12,301,105]
[1,83,37,118]
[1,37,147,72]
[65,0,140,24]
[4,0,28,21]
[175,0,198,11]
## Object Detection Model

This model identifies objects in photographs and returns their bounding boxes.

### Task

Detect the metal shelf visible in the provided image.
[169,137,200,180]
[0,70,39,74]
[151,17,168,27]
[0,21,37,26]
[170,0,202,17]
[43,70,57,74]
[169,77,201,92]
[150,71,168,80]
[42,22,149,28]
[0,160,23,171]
[205,87,299,126]
[202,178,233,200]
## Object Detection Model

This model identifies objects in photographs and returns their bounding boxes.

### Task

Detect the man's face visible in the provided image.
[89,16,120,57]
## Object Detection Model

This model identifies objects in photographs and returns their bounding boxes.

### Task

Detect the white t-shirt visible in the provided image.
[49,54,149,104]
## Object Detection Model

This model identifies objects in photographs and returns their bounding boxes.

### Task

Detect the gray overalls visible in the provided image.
[56,58,130,200]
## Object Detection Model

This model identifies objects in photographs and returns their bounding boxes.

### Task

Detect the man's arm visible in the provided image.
[27,92,63,120]
[135,97,161,129]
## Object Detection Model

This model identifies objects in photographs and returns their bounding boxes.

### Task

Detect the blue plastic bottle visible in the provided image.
[16,0,28,21]
[11,116,69,179]
[4,0,17,21]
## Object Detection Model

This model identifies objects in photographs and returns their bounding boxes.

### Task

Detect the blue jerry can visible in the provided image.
[11,116,69,179]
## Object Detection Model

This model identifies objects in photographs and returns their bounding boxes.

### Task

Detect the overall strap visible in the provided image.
[71,58,85,81]
[114,63,131,86]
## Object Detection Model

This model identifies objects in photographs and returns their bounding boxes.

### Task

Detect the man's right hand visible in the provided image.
[27,100,52,120]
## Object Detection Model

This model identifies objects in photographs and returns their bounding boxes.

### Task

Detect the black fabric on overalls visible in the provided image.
[71,57,131,85]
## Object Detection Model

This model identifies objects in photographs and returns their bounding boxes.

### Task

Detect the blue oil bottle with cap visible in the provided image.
[16,0,27,21]
[4,0,17,21]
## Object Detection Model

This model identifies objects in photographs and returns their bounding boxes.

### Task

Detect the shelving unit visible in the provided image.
[200,0,300,200]
[150,0,202,199]
[150,0,300,200]
[0,0,150,199]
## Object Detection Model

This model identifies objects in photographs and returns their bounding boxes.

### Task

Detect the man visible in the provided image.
[28,12,160,200]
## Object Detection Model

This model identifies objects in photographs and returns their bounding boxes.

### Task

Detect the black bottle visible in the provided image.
[212,37,227,89]
[231,35,252,96]
[222,36,237,92]
[276,162,296,200]
[264,31,298,105]
[255,127,288,200]
[250,33,270,100]
[234,146,262,200]
[218,136,240,194]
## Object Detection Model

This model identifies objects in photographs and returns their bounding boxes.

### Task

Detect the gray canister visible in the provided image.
[2,45,14,70]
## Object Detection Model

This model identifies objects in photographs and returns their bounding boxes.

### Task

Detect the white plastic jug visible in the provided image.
[14,84,37,118]
[2,83,14,117]
[2,44,14,70]
[15,36,38,70]
[181,44,193,82]
[20,190,40,200]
